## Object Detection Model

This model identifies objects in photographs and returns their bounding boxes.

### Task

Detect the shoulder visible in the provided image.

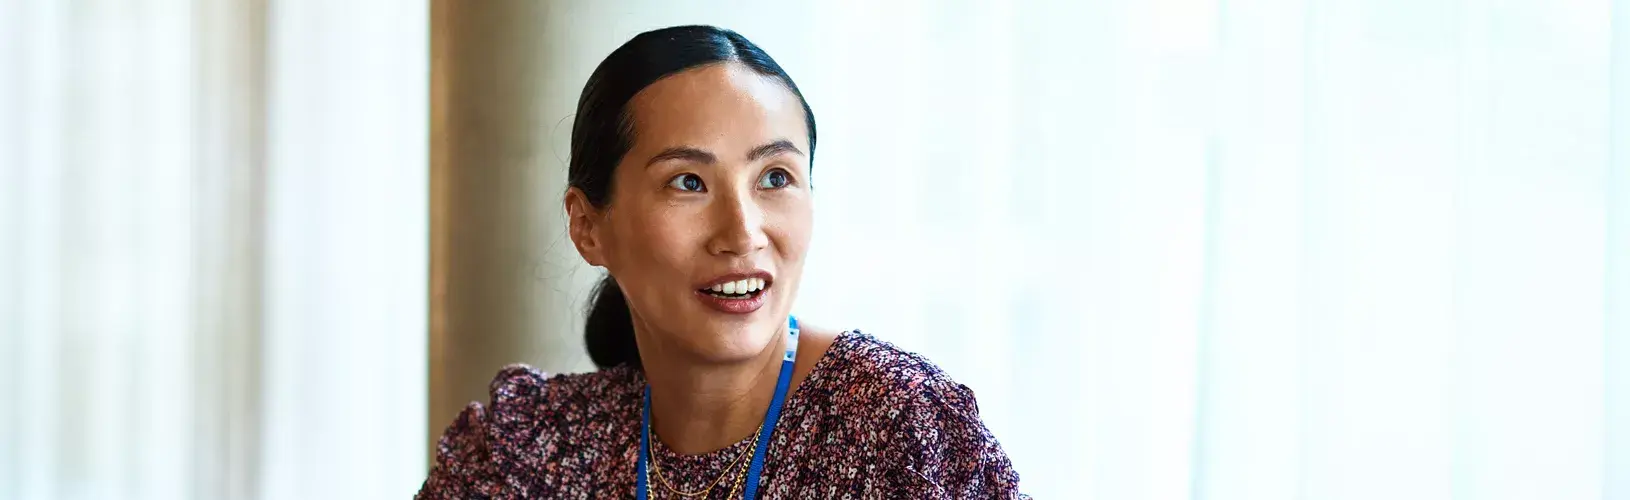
[816,331,981,419]
[482,362,639,416]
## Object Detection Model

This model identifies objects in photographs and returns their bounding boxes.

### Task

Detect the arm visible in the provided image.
[889,381,1027,499]
[416,403,503,500]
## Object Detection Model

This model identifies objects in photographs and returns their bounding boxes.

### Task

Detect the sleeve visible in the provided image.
[887,380,1028,500]
[415,402,504,500]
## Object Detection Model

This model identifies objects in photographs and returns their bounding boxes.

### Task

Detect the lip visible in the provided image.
[694,287,769,314]
[694,269,773,315]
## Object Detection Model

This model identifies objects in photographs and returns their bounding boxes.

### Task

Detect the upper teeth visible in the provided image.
[711,278,764,294]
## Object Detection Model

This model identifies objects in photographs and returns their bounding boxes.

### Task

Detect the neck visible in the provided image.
[638,323,787,455]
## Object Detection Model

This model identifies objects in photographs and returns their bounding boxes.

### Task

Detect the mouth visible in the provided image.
[698,273,771,299]
[694,272,773,314]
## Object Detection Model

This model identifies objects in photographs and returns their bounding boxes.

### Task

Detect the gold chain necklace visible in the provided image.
[724,448,752,499]
[646,423,762,498]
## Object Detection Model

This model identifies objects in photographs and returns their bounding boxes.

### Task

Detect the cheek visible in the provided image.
[769,202,814,263]
[610,204,700,273]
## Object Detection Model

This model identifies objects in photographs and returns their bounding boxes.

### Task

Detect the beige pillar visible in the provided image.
[428,0,599,455]
[193,0,267,497]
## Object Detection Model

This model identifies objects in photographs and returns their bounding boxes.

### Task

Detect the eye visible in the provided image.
[667,173,705,192]
[757,169,792,190]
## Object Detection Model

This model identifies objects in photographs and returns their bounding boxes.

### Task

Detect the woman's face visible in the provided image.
[568,62,813,365]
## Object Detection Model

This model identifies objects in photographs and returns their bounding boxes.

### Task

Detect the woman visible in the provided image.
[417,25,1026,499]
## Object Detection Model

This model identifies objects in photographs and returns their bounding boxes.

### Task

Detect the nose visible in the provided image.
[706,189,769,256]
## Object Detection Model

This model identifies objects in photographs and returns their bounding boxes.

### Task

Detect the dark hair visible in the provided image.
[571,25,817,370]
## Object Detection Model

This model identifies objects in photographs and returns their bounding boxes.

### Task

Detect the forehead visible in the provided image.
[625,62,809,154]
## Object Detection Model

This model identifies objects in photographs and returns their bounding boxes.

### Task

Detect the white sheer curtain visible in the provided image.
[0,1,427,499]
[781,0,1630,498]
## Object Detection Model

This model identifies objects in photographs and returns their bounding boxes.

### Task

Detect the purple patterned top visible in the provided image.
[416,331,1027,499]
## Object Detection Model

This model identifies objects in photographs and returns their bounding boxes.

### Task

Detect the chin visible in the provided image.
[684,313,782,363]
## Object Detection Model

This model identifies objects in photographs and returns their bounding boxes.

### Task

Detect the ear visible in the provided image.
[565,187,609,267]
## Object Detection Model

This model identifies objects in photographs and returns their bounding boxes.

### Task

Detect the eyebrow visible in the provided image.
[745,139,805,163]
[645,147,716,167]
[645,139,805,168]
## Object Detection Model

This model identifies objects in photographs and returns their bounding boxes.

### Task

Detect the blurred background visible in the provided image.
[3,0,1628,499]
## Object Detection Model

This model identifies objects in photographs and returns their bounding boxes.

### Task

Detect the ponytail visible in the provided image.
[584,274,641,369]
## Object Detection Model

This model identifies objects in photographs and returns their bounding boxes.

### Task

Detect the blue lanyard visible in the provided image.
[637,316,799,499]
